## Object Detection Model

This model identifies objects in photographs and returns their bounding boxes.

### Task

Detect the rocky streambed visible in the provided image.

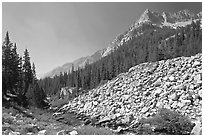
[2,104,81,135]
[2,103,114,135]
[56,53,202,134]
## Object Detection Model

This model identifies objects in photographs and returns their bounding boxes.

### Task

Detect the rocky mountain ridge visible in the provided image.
[40,9,201,79]
[136,9,201,25]
[56,53,202,134]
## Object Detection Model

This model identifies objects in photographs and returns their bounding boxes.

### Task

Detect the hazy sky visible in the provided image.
[2,2,202,77]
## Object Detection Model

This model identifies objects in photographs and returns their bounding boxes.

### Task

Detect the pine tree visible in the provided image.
[4,31,10,45]
[11,43,21,92]
[17,57,25,106]
[75,68,81,89]
[2,31,13,95]
[70,64,74,87]
[2,32,21,96]
[32,62,37,81]
[27,58,47,108]
[22,49,33,96]
[59,72,64,87]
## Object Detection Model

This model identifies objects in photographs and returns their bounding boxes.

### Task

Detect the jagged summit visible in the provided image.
[137,9,164,25]
[144,8,151,13]
[135,9,200,26]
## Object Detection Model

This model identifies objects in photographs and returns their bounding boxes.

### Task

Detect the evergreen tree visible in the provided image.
[11,43,21,92]
[2,32,21,96]
[22,49,33,99]
[32,62,37,81]
[59,72,64,87]
[26,57,47,108]
[2,31,13,95]
[70,64,75,87]
[16,56,25,106]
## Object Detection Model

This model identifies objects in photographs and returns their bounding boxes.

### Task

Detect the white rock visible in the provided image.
[123,95,130,100]
[169,76,175,81]
[120,107,125,113]
[193,61,201,67]
[191,120,202,135]
[194,74,202,83]
[38,130,46,135]
[169,93,177,100]
[165,82,171,88]
[9,131,20,135]
[198,90,202,97]
[168,68,175,73]
[156,101,163,108]
[93,101,98,106]
[182,74,189,80]
[98,116,111,123]
[177,102,185,108]
[57,130,65,135]
[52,112,62,117]
[115,126,123,132]
[164,104,171,109]
[121,115,131,124]
[83,102,91,110]
[141,107,149,113]
[181,100,191,105]
[163,76,168,81]
[115,113,122,118]
[69,130,78,135]
[154,88,162,95]
[171,102,177,108]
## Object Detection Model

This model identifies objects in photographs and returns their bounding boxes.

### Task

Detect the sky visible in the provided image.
[2,2,202,77]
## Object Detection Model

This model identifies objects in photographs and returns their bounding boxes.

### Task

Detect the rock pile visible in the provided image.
[58,53,202,133]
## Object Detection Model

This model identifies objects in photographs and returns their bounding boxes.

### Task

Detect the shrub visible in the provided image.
[136,108,195,135]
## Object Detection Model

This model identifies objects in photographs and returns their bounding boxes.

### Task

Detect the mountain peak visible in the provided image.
[137,9,153,24]
[137,9,164,25]
[144,8,151,14]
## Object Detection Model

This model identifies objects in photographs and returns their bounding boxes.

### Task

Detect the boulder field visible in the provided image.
[55,53,202,134]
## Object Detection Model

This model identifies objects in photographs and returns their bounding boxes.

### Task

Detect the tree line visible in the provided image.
[39,20,202,97]
[2,32,47,108]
